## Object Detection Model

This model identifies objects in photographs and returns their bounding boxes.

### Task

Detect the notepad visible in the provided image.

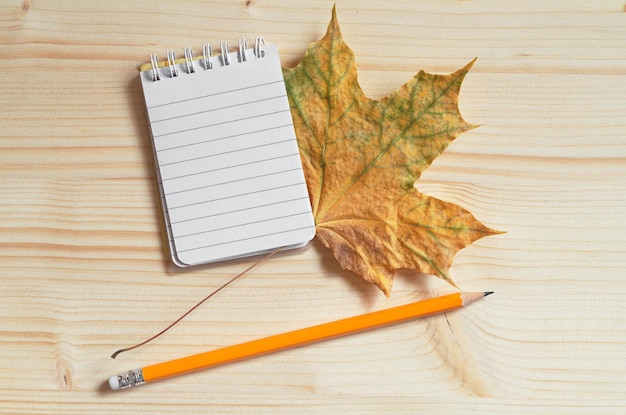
[139,38,316,267]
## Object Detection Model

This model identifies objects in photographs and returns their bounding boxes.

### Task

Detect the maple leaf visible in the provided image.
[282,7,501,296]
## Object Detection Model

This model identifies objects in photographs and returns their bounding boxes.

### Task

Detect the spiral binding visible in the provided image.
[148,37,266,82]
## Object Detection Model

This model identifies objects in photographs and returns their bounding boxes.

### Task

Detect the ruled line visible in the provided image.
[170,196,311,225]
[177,226,315,254]
[161,153,299,182]
[176,211,313,239]
[153,109,292,138]
[159,139,295,167]
[156,124,293,153]
[150,94,287,124]
[167,182,306,212]
[165,168,303,196]
[147,80,285,110]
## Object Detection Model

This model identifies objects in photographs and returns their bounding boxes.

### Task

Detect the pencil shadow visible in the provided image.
[394,269,436,292]
[96,379,114,396]
[96,378,150,396]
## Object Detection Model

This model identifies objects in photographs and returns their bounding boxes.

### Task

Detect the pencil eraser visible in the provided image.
[108,375,120,391]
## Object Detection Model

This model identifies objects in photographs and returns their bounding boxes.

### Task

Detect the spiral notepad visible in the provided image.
[139,38,316,267]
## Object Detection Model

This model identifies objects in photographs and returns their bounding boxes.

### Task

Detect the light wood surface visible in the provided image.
[1,0,625,413]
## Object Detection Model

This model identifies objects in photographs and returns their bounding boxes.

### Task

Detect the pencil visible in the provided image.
[108,291,492,390]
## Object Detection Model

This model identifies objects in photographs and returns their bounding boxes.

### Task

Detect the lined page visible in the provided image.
[140,44,315,266]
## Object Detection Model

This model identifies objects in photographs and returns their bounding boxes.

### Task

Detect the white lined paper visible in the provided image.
[140,43,315,266]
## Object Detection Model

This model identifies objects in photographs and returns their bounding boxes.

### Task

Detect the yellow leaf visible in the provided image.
[283,6,501,296]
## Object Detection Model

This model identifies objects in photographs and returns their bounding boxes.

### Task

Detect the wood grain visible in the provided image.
[1,0,625,413]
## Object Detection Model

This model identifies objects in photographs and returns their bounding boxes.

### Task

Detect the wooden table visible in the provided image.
[1,1,625,413]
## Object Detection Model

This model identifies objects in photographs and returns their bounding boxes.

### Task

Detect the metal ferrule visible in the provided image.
[115,368,145,389]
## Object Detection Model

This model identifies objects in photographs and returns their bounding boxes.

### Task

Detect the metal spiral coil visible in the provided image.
[146,37,266,82]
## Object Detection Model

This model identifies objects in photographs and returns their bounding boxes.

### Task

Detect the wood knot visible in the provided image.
[20,0,30,14]
[56,356,75,390]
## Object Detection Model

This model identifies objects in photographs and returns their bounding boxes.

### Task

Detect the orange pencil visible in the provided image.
[108,291,492,390]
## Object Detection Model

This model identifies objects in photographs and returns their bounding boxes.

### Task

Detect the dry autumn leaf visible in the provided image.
[283,7,501,296]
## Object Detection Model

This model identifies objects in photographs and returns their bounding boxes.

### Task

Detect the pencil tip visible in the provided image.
[484,291,494,297]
